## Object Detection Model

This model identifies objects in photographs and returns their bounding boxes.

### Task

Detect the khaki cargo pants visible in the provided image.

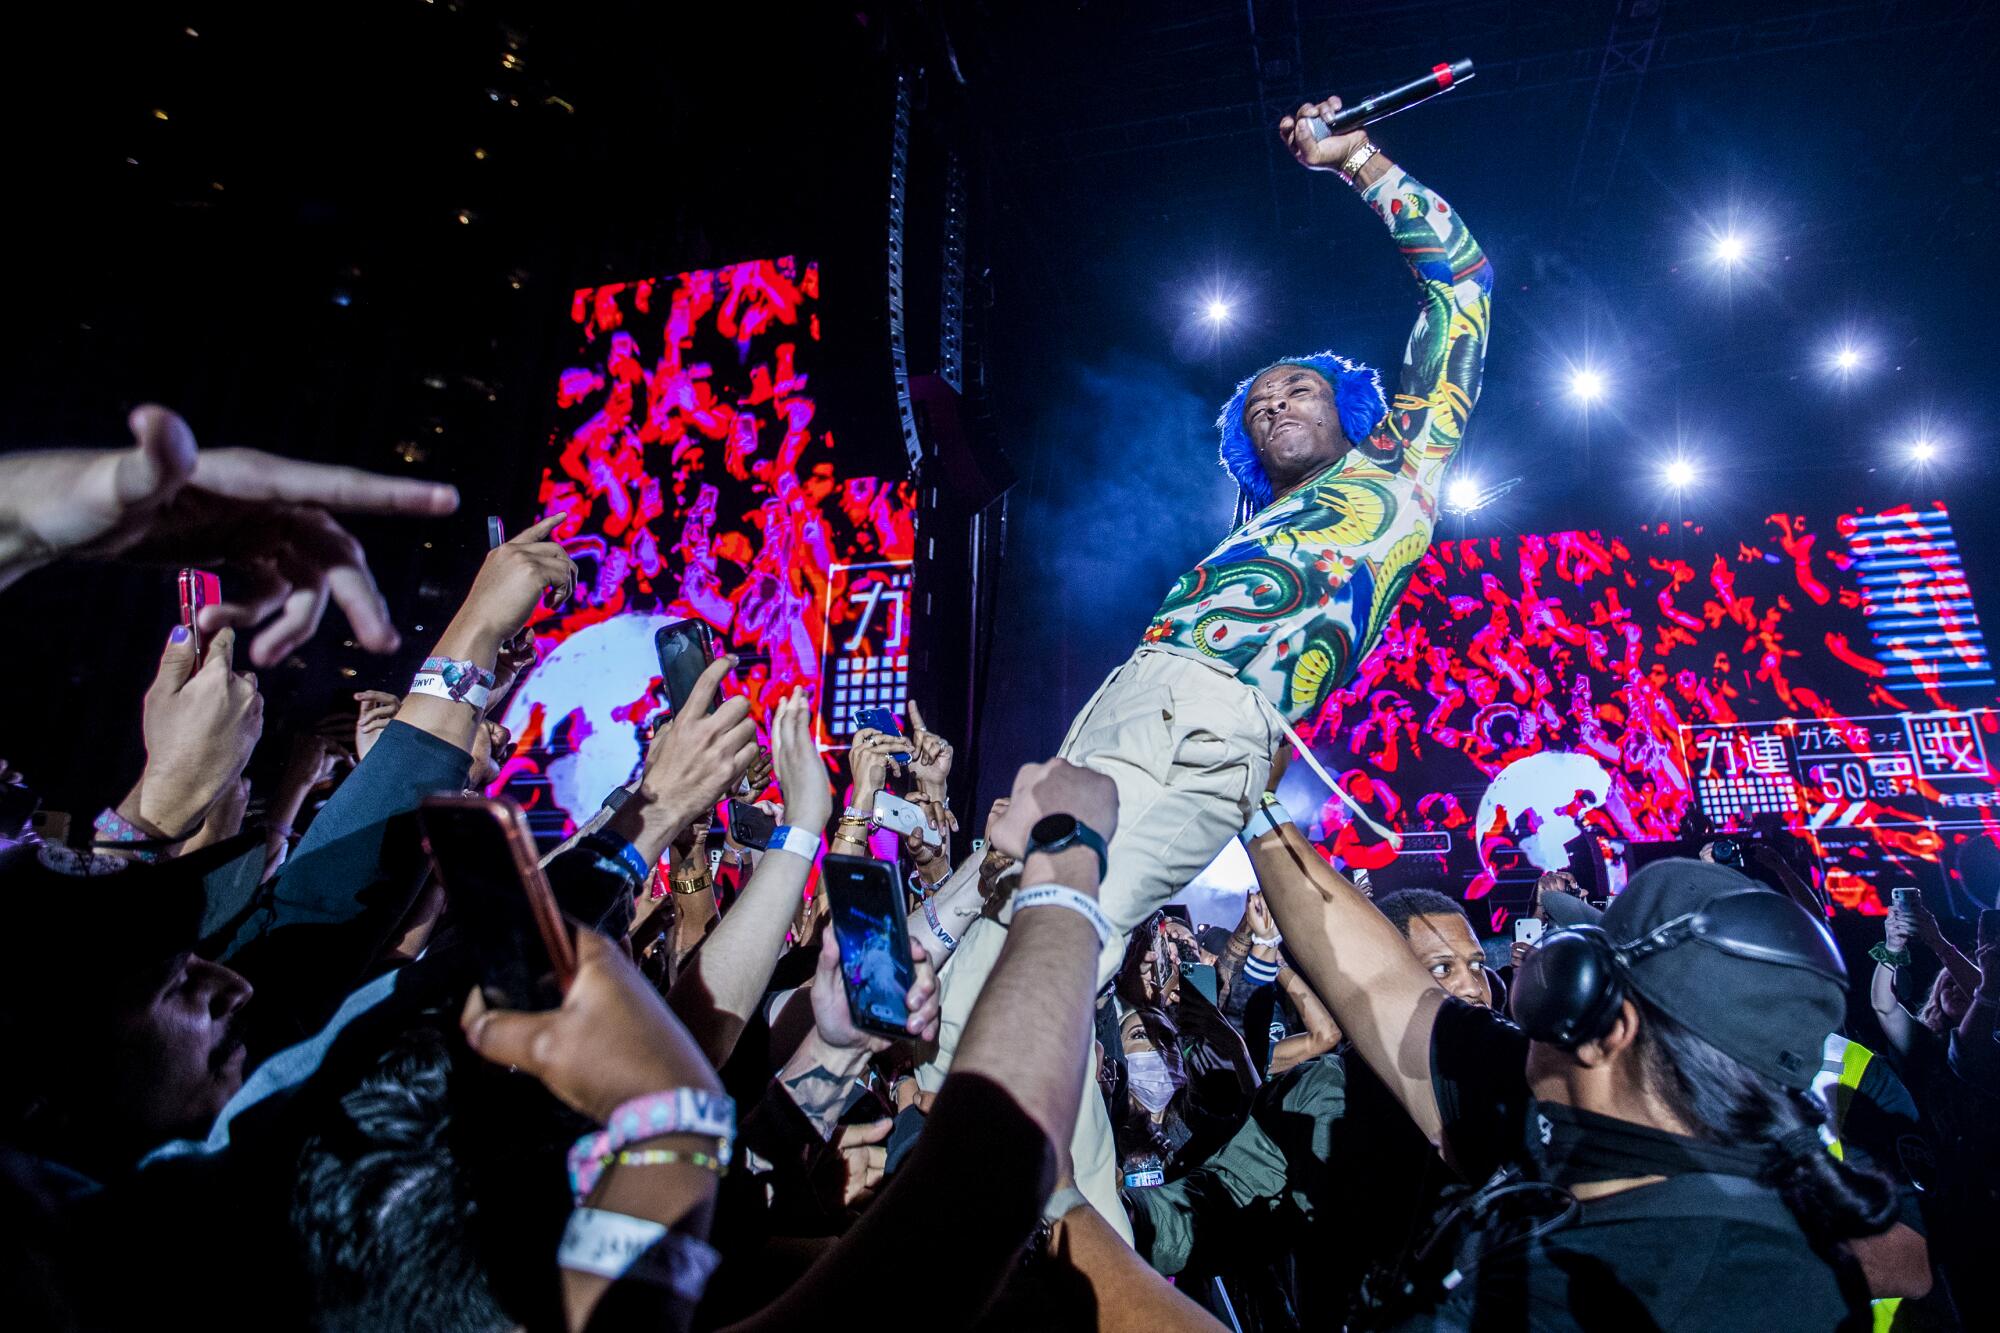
[916,647,1279,1241]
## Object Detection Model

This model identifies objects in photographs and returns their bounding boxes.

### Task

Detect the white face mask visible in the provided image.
[1125,1050,1178,1115]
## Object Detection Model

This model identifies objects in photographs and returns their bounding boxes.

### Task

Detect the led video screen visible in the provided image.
[1285,502,1997,916]
[495,258,918,835]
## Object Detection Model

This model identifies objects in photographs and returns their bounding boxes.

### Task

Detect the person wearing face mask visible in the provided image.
[1107,920,1257,1196]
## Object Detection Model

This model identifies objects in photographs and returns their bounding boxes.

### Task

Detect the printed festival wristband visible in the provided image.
[409,671,493,712]
[569,1088,737,1200]
[557,1208,670,1278]
[1012,884,1114,948]
[766,825,821,863]
[923,895,958,952]
[421,655,497,687]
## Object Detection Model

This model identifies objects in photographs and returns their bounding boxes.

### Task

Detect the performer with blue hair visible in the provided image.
[918,94,1494,1235]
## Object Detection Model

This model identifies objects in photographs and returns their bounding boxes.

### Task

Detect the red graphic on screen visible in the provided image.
[1292,504,1998,912]
[496,258,918,836]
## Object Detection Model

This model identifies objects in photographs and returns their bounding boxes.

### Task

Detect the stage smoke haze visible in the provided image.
[977,353,1239,799]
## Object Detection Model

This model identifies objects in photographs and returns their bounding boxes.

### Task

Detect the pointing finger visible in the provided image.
[194,447,461,516]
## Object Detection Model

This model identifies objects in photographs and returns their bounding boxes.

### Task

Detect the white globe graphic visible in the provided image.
[1473,751,1612,874]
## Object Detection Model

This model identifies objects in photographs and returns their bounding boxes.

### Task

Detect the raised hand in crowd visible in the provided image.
[986,756,1120,861]
[260,722,357,876]
[1894,888,1983,999]
[905,699,957,834]
[0,405,460,666]
[763,921,943,1153]
[462,927,723,1331]
[613,656,759,869]
[398,514,575,756]
[488,626,537,708]
[122,624,264,840]
[178,774,251,854]
[668,688,831,1067]
[844,727,905,811]
[770,688,833,835]
[351,689,400,761]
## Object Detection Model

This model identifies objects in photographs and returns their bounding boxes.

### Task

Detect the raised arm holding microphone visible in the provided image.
[913,95,1495,1233]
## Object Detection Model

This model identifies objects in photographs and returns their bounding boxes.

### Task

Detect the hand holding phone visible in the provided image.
[178,568,221,667]
[854,706,912,764]
[461,927,720,1125]
[726,798,777,851]
[820,854,929,1042]
[872,791,943,849]
[655,619,718,717]
[420,795,575,1010]
[1514,916,1544,948]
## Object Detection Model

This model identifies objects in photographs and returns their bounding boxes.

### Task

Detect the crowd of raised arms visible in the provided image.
[0,405,1996,1333]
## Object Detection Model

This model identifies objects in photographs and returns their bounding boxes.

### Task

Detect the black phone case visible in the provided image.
[728,798,776,850]
[655,619,717,716]
[823,853,918,1039]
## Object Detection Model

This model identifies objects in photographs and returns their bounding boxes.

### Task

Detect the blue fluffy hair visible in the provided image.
[1217,352,1387,510]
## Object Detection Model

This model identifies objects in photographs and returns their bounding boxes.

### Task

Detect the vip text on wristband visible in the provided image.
[1012,884,1114,947]
[923,896,958,951]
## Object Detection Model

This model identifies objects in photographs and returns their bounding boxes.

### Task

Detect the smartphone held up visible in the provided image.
[419,794,576,1011]
[822,853,918,1039]
[178,567,221,666]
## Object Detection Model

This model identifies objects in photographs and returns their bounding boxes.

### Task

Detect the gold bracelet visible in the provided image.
[1336,140,1380,185]
[609,1147,729,1176]
[671,873,712,896]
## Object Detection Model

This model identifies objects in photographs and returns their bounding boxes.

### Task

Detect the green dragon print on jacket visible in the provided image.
[1144,164,1492,723]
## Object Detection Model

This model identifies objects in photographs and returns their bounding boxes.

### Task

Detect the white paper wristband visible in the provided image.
[1239,796,1295,847]
[409,671,493,712]
[1012,884,1114,947]
[558,1207,669,1278]
[767,825,821,862]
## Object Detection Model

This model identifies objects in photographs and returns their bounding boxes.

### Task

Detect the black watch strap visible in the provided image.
[1026,817,1110,882]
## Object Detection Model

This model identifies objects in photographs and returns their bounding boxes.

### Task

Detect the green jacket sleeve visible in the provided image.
[1129,1055,1347,1276]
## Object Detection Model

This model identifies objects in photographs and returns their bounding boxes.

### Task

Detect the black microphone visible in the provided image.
[1305,59,1475,141]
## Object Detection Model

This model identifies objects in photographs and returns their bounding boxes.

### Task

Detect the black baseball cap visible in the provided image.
[0,832,266,1009]
[1557,858,1847,1090]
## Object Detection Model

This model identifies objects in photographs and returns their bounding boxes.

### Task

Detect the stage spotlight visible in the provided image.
[1832,345,1863,373]
[1711,233,1747,265]
[1447,476,1480,511]
[1568,367,1607,403]
[1911,437,1936,463]
[1663,458,1697,489]
[1204,298,1232,324]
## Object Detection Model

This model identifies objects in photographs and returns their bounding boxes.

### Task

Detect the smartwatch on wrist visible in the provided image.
[1023,813,1109,881]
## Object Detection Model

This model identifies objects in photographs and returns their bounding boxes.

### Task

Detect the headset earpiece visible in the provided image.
[1510,926,1626,1049]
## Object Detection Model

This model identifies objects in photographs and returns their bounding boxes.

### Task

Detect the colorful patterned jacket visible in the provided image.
[1145,164,1493,722]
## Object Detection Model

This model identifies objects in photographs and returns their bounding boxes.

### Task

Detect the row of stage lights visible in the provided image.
[1200,229,1945,511]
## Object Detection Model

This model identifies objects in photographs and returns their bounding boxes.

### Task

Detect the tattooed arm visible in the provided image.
[771,1032,873,1141]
